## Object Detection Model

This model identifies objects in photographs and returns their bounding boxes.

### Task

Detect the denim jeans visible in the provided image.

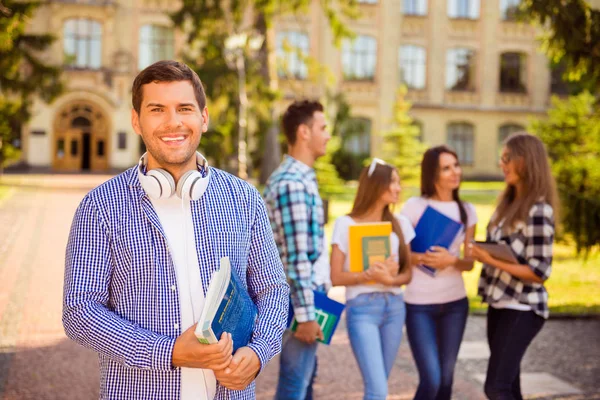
[484,306,545,400]
[346,291,407,400]
[405,297,469,400]
[274,330,318,400]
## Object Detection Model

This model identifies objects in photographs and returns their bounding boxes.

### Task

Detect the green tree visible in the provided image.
[0,0,64,169]
[380,86,425,181]
[314,90,350,197]
[529,92,600,253]
[521,0,600,92]
[171,0,359,180]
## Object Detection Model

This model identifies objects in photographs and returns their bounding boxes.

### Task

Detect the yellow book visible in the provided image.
[348,222,392,273]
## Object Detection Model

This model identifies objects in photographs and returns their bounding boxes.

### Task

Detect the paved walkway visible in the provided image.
[0,175,598,400]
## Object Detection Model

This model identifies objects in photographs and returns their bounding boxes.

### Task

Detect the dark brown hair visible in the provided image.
[350,163,409,272]
[281,100,324,145]
[420,145,468,226]
[491,132,559,232]
[131,60,206,114]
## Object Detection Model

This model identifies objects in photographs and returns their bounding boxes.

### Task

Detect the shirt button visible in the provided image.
[171,285,176,292]
[174,323,179,330]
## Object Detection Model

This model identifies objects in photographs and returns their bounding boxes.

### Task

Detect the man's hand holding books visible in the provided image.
[172,327,233,370]
[215,346,261,391]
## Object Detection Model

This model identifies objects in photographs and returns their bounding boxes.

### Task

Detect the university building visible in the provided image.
[22,0,568,178]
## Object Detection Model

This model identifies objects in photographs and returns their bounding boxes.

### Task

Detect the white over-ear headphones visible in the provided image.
[138,151,211,200]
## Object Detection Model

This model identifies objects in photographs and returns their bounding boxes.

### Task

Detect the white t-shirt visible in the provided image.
[313,235,332,290]
[400,196,478,305]
[331,215,416,301]
[150,196,217,400]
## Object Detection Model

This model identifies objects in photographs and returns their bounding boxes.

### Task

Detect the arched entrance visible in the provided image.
[52,101,110,171]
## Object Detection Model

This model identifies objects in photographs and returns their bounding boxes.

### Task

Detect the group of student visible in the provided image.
[265,100,557,400]
[62,60,556,400]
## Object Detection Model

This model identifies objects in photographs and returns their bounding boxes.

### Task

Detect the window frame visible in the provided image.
[403,0,427,16]
[499,52,528,93]
[63,18,103,70]
[399,45,427,90]
[447,0,480,20]
[138,24,175,71]
[446,48,476,91]
[447,122,475,166]
[276,31,310,80]
[342,35,378,82]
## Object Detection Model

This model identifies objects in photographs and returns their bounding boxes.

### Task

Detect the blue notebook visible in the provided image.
[195,257,257,352]
[411,206,464,276]
[287,291,345,345]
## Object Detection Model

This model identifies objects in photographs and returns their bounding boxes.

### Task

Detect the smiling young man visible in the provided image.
[63,60,289,400]
[263,100,331,399]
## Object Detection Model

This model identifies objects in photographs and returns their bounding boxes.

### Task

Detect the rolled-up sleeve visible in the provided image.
[525,204,555,282]
[272,181,315,323]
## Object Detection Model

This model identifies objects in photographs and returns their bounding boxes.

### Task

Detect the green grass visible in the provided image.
[0,186,10,202]
[326,190,600,316]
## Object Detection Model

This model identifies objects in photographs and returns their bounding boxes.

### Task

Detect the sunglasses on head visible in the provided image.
[368,158,387,177]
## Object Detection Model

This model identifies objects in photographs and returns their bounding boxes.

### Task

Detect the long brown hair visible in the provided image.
[420,145,468,226]
[491,132,559,232]
[349,163,409,272]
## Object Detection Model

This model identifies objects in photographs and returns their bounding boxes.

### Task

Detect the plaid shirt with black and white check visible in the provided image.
[478,202,555,319]
[263,155,324,323]
[63,166,289,400]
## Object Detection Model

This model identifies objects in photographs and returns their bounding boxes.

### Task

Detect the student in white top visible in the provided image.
[331,159,414,400]
[400,146,477,400]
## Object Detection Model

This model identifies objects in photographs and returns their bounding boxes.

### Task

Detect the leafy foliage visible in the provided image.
[529,92,600,253]
[520,0,600,92]
[380,86,425,181]
[171,0,359,178]
[0,0,64,168]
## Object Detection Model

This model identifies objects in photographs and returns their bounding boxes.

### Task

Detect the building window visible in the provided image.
[500,0,521,21]
[403,0,427,16]
[117,132,127,150]
[342,35,377,81]
[446,48,476,91]
[448,0,479,19]
[70,139,79,156]
[342,118,372,155]
[63,19,102,69]
[500,52,527,93]
[447,123,474,165]
[97,140,105,157]
[276,31,309,80]
[399,45,426,90]
[139,25,174,70]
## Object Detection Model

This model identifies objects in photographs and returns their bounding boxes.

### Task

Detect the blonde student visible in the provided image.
[400,145,477,400]
[472,133,558,400]
[330,158,413,400]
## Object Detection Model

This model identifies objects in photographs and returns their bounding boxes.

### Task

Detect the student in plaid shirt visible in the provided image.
[263,100,331,399]
[472,133,558,400]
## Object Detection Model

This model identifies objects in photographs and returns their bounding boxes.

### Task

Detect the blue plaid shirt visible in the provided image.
[263,156,324,323]
[63,166,289,400]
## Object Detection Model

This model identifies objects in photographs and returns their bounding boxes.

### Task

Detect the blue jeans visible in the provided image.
[346,292,407,400]
[405,297,469,400]
[484,307,545,400]
[275,330,318,400]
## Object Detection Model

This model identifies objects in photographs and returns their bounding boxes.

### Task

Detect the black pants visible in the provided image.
[484,306,545,400]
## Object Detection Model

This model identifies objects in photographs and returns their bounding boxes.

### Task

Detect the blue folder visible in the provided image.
[411,205,464,276]
[287,291,345,345]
